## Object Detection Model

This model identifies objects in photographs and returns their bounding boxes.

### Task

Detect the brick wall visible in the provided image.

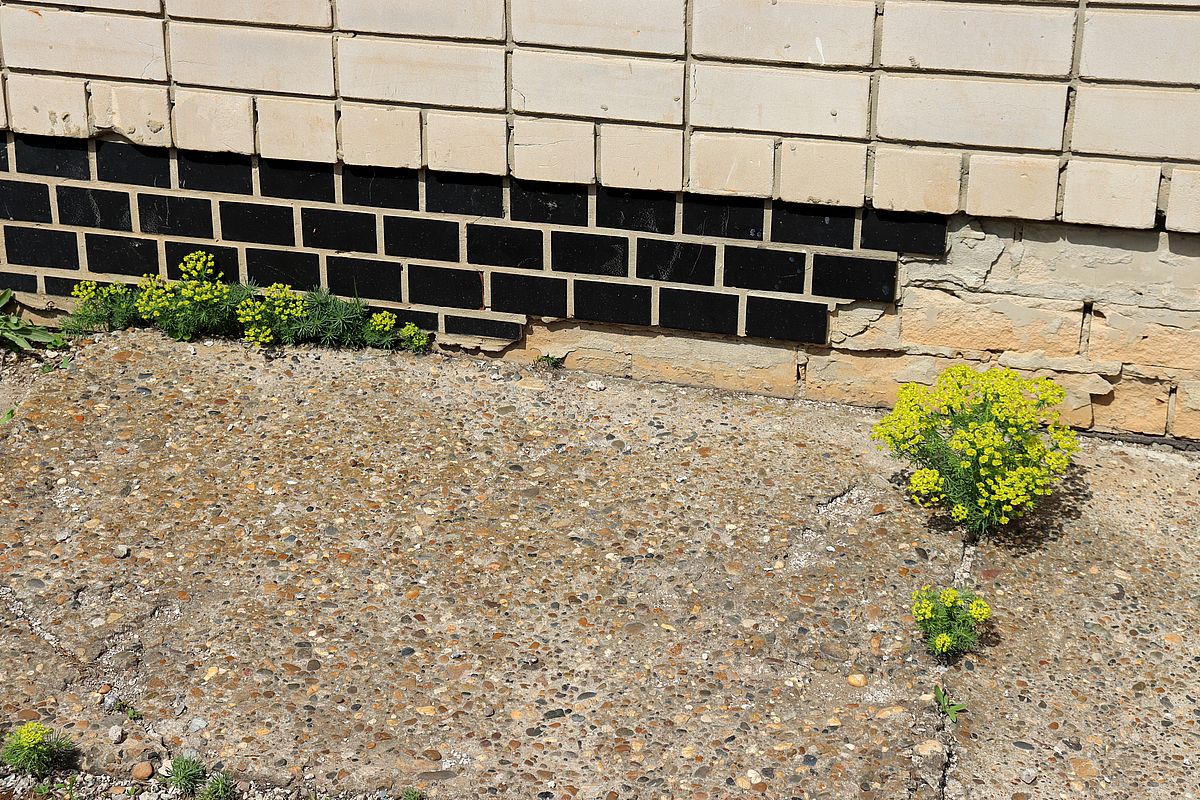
[0,1,1198,439]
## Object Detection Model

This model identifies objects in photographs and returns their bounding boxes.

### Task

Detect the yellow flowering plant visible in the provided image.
[910,584,992,658]
[871,366,1078,536]
[1,721,75,778]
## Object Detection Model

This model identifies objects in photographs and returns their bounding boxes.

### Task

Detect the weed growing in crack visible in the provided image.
[1,721,75,778]
[934,685,968,723]
[111,700,141,721]
[164,756,207,796]
[399,789,423,800]
[0,289,68,353]
[198,772,235,800]
[535,354,565,370]
[911,585,992,658]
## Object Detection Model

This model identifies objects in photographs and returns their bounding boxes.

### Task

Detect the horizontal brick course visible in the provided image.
[693,0,875,67]
[169,23,333,96]
[0,6,166,81]
[338,0,504,39]
[338,38,506,109]
[690,64,870,137]
[512,0,686,55]
[512,50,684,125]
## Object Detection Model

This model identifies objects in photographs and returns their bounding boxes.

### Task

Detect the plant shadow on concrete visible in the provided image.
[986,464,1092,554]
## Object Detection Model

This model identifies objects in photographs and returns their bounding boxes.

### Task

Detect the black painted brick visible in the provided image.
[259,159,335,203]
[0,272,37,293]
[0,180,52,223]
[245,248,321,289]
[860,208,948,255]
[636,239,716,285]
[511,180,588,226]
[551,231,628,277]
[57,186,132,231]
[327,256,402,302]
[573,280,651,327]
[444,315,523,341]
[219,202,295,246]
[425,172,503,217]
[4,226,79,269]
[85,233,158,276]
[14,135,89,180]
[772,202,856,249]
[96,141,170,187]
[177,151,253,195]
[744,296,827,343]
[467,224,543,269]
[45,276,81,296]
[384,216,459,262]
[408,264,483,309]
[302,208,378,253]
[723,245,806,293]
[683,195,764,240]
[658,288,739,335]
[811,254,897,302]
[139,194,213,239]
[342,165,419,210]
[490,271,567,317]
[596,186,675,234]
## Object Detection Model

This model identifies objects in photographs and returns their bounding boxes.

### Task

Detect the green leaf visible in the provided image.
[1,408,15,425]
[0,288,13,308]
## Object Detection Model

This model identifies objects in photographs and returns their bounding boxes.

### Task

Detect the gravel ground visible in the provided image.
[0,330,1196,800]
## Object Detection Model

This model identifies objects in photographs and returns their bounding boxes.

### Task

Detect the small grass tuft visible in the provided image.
[165,756,207,796]
[399,789,423,800]
[535,354,565,370]
[198,772,235,800]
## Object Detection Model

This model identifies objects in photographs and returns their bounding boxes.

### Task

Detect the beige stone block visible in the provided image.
[172,89,255,154]
[425,112,508,175]
[777,139,866,207]
[1088,306,1200,370]
[965,154,1059,221]
[688,132,775,197]
[256,98,338,163]
[512,0,685,55]
[170,22,333,96]
[690,63,870,137]
[339,0,504,39]
[511,118,595,184]
[882,1,1075,77]
[693,0,874,66]
[872,147,961,215]
[629,332,799,396]
[876,75,1067,151]
[1061,159,1160,229]
[338,38,505,110]
[0,6,166,80]
[7,74,89,138]
[1171,381,1200,440]
[1071,85,1200,161]
[1082,10,1200,85]
[598,125,684,191]
[1091,378,1169,435]
[902,288,1082,357]
[804,351,969,407]
[1166,169,1200,234]
[505,323,634,376]
[512,50,683,125]
[339,104,421,168]
[829,303,901,351]
[88,82,171,147]
[166,0,332,26]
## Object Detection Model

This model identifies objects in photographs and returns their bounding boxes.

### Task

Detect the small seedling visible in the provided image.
[1,722,75,778]
[934,685,968,723]
[1,408,15,425]
[164,756,206,796]
[400,789,423,800]
[111,700,142,720]
[535,354,565,370]
[198,771,235,800]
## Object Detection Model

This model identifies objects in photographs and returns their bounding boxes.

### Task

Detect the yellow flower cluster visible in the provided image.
[134,274,173,321]
[71,281,99,304]
[872,366,1078,534]
[179,250,221,282]
[368,311,397,333]
[939,588,960,607]
[968,598,991,623]
[13,722,49,748]
[263,283,304,322]
[236,299,274,347]
[932,633,953,654]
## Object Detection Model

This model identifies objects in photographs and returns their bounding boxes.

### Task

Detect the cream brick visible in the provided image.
[1172,381,1200,440]
[0,6,166,81]
[901,288,1082,356]
[1071,86,1200,161]
[56,0,159,11]
[693,0,874,67]
[170,23,333,96]
[0,78,6,129]
[882,1,1075,77]
[876,75,1067,151]
[172,89,255,154]
[165,0,332,27]
[6,74,89,138]
[511,50,683,125]
[777,140,866,207]
[598,125,684,191]
[1166,169,1200,234]
[1061,160,1160,229]
[965,155,1060,221]
[1088,306,1200,370]
[1082,10,1200,85]
[339,105,421,169]
[871,147,961,215]
[338,38,505,110]
[256,98,337,163]
[804,351,969,407]
[1092,378,1169,435]
[339,0,504,40]
[690,63,870,137]
[425,112,508,175]
[687,132,775,197]
[512,0,684,55]
[88,82,171,147]
[511,118,596,184]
